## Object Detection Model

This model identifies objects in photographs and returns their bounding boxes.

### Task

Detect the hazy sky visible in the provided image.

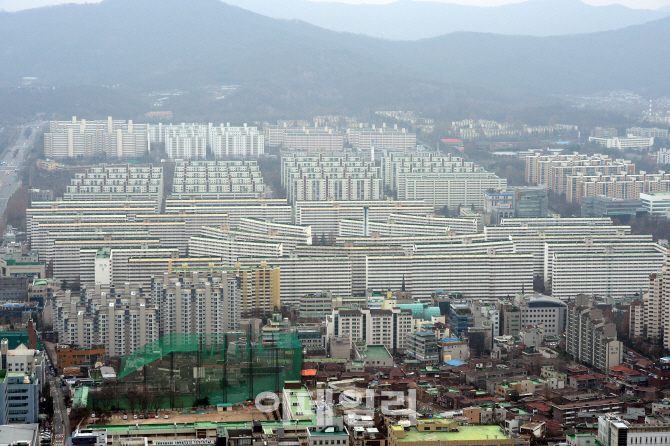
[2,0,670,11]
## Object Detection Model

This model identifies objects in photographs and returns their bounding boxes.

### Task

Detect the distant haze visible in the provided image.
[2,0,670,11]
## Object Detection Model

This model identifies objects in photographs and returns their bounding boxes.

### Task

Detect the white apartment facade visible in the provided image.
[45,116,149,159]
[328,307,413,353]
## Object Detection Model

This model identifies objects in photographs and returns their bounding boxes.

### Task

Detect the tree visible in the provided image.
[124,389,140,414]
[149,392,164,414]
[468,331,488,358]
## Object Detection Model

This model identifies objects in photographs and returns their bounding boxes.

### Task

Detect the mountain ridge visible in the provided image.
[219,0,670,39]
[1,0,669,118]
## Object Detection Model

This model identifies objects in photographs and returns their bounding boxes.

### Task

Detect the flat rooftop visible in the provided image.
[359,345,391,360]
[396,425,509,442]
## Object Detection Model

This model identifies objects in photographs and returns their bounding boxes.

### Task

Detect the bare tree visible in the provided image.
[124,388,140,414]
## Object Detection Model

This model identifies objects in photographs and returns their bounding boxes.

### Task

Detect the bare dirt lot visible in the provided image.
[101,405,268,426]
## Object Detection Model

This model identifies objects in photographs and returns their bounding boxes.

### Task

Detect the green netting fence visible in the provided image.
[117,332,303,407]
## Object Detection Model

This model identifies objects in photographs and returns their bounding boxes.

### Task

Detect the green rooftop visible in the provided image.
[395,425,509,443]
[359,345,391,360]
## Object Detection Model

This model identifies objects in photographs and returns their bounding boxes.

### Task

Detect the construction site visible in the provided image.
[117,332,303,408]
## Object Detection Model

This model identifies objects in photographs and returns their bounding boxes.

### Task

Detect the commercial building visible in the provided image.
[498,293,567,337]
[45,116,149,159]
[657,148,670,164]
[597,414,670,446]
[365,252,533,303]
[328,307,413,353]
[550,399,623,426]
[591,127,618,138]
[640,191,670,215]
[0,372,40,424]
[566,295,623,372]
[387,419,512,446]
[63,163,164,210]
[0,277,28,300]
[0,342,45,390]
[282,153,383,204]
[55,345,106,371]
[550,245,665,301]
[581,195,643,217]
[589,136,654,150]
[626,127,669,138]
[405,331,439,363]
[0,424,39,445]
[298,292,334,321]
[238,255,352,306]
[0,259,45,280]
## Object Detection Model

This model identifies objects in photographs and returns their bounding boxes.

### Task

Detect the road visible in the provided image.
[0,121,43,218]
[44,341,69,443]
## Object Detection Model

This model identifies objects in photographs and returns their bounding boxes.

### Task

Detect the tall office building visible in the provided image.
[45,117,149,159]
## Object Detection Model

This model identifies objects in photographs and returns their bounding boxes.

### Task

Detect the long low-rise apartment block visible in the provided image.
[338,219,449,237]
[365,252,534,303]
[238,255,352,306]
[293,244,406,296]
[388,213,480,234]
[551,247,666,300]
[165,198,292,229]
[295,200,434,237]
[336,233,487,250]
[189,231,283,268]
[485,224,630,241]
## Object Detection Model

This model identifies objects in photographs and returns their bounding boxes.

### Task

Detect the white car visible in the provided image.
[123,415,128,420]
[164,415,169,419]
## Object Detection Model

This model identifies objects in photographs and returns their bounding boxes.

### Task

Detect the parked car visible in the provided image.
[139,414,144,419]
[123,415,128,420]
[164,415,169,419]
[133,415,137,420]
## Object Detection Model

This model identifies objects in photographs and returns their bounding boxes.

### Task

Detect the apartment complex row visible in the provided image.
[149,122,264,158]
[45,117,149,159]
[171,159,265,195]
[63,163,164,209]
[281,153,383,203]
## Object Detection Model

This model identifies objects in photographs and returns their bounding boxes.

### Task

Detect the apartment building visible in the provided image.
[45,116,149,159]
[295,200,433,237]
[0,341,45,389]
[189,228,283,267]
[365,252,533,303]
[550,245,665,301]
[630,264,670,350]
[387,213,479,234]
[566,295,623,372]
[150,269,241,335]
[164,125,207,159]
[293,244,405,296]
[164,198,292,229]
[281,153,383,204]
[405,331,440,363]
[525,153,635,192]
[209,123,264,157]
[51,284,159,358]
[328,307,413,353]
[238,255,352,306]
[86,244,222,286]
[338,219,449,238]
[336,234,486,250]
[347,125,416,150]
[485,224,629,242]
[550,399,623,426]
[63,164,163,210]
[172,160,265,195]
[267,125,345,151]
[507,233,651,281]
[396,172,506,211]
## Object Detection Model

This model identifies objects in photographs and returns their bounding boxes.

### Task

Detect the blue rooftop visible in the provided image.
[446,360,466,366]
[441,337,460,342]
